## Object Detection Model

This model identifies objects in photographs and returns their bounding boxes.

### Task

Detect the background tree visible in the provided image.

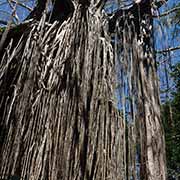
[162,63,180,179]
[154,1,180,178]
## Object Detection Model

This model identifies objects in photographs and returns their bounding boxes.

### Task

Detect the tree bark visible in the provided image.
[137,4,167,179]
[0,1,125,179]
[0,0,167,180]
[114,0,167,179]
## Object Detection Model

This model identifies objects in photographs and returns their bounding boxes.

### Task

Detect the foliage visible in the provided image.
[0,27,5,32]
[162,63,180,179]
[157,1,180,179]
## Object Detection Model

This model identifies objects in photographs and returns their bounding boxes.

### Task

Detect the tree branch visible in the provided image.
[26,0,47,20]
[152,0,168,9]
[11,0,33,12]
[156,45,180,54]
[154,6,180,18]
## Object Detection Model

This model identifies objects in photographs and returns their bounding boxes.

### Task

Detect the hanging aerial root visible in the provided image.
[0,2,125,180]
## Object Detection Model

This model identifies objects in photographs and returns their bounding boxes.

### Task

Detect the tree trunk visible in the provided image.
[137,5,167,180]
[0,1,125,179]
[0,0,166,180]
[114,0,167,179]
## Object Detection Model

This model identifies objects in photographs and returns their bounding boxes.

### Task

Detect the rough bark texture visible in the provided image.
[114,0,167,179]
[0,0,167,180]
[137,10,167,180]
[0,1,125,179]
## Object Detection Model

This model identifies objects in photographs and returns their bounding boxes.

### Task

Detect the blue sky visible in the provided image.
[153,0,180,101]
[0,0,35,23]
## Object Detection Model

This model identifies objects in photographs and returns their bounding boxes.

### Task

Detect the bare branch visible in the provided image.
[156,45,180,54]
[152,0,168,9]
[11,0,33,12]
[154,6,180,18]
[0,0,18,51]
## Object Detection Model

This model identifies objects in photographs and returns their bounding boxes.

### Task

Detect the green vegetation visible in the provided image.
[162,63,180,179]
[0,27,5,33]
